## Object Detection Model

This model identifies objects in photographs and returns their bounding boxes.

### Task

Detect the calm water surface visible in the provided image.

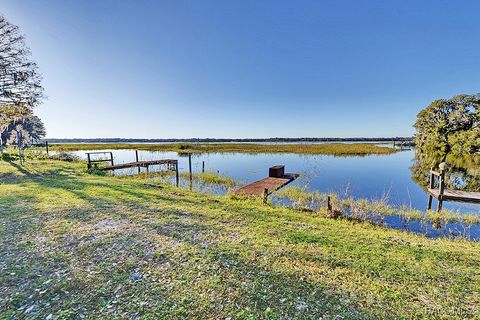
[76,149,479,212]
[74,149,480,239]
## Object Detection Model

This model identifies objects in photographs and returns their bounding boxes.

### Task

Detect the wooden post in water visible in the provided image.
[109,152,114,166]
[87,153,92,170]
[188,153,193,190]
[437,168,446,212]
[175,160,179,187]
[45,141,49,155]
[427,168,434,210]
[263,188,268,204]
[202,161,205,173]
[135,150,140,174]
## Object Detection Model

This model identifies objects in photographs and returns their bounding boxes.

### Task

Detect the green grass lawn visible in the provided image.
[1,157,479,319]
[45,142,397,156]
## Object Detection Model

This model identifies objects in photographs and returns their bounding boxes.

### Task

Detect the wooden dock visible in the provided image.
[428,188,480,204]
[427,165,480,211]
[100,159,177,171]
[235,165,299,198]
[86,151,179,186]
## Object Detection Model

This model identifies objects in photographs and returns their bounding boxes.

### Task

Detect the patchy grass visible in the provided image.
[44,142,398,156]
[1,158,480,319]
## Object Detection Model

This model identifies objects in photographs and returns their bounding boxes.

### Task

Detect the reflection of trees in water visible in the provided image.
[411,93,480,192]
[411,150,480,192]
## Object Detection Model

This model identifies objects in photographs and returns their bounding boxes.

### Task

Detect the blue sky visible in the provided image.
[2,1,479,138]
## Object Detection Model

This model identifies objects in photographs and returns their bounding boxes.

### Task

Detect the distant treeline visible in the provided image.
[41,137,413,143]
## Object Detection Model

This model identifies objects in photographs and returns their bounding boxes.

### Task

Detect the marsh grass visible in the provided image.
[274,186,480,240]
[43,142,398,156]
[137,170,241,195]
[274,187,328,211]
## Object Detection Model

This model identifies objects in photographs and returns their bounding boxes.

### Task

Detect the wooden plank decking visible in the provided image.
[428,188,480,203]
[235,173,299,197]
[100,159,177,171]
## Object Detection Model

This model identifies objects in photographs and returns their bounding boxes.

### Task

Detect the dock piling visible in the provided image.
[109,152,114,166]
[175,161,179,187]
[188,153,193,190]
[427,168,434,210]
[135,150,140,174]
[87,153,91,170]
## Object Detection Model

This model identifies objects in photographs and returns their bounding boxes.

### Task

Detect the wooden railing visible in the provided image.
[86,151,114,170]
[427,167,445,211]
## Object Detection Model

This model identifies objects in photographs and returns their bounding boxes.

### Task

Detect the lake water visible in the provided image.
[74,148,480,239]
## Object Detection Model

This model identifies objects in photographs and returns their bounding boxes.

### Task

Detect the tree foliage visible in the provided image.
[412,94,480,191]
[0,14,45,149]
[414,94,480,162]
[1,112,45,146]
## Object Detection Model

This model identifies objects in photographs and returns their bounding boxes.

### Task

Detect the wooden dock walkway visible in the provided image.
[86,151,179,186]
[235,165,299,197]
[100,159,177,171]
[428,188,480,204]
[427,165,480,211]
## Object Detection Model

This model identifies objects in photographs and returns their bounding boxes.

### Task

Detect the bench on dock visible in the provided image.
[427,164,480,211]
[235,165,299,199]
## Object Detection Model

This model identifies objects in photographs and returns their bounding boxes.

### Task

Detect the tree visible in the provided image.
[0,14,44,155]
[414,94,480,164]
[411,94,480,191]
[2,112,45,146]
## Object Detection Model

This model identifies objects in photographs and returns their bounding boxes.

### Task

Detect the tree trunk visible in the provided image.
[0,127,4,154]
[16,130,23,164]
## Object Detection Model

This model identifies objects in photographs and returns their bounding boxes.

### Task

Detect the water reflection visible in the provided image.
[411,151,480,192]
[73,148,479,212]
[72,148,480,239]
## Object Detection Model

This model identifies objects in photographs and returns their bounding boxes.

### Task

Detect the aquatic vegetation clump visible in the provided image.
[275,187,328,211]
[275,186,480,240]
[144,170,240,195]
[342,197,395,223]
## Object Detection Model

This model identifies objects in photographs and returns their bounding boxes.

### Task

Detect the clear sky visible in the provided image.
[2,1,479,138]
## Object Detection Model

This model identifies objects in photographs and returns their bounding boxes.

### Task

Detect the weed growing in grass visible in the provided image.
[2,148,80,163]
[48,150,80,162]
